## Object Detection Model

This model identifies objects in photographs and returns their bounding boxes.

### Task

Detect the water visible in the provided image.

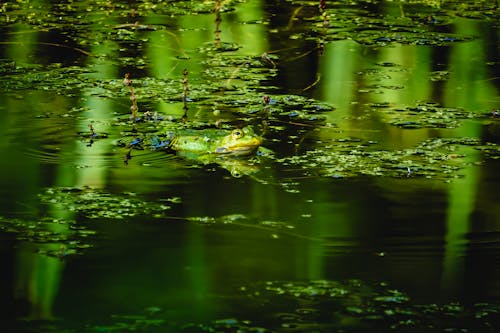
[1,1,499,332]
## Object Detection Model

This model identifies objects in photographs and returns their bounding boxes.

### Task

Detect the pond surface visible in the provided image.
[1,1,499,332]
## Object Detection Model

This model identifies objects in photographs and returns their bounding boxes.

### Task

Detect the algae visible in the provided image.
[278,136,500,180]
[288,0,497,46]
[74,279,500,333]
[374,102,476,129]
[0,215,94,258]
[38,186,179,219]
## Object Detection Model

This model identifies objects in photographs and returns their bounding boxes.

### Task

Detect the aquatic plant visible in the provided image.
[77,122,109,147]
[286,0,485,46]
[38,187,180,220]
[0,215,94,259]
[76,278,500,333]
[319,0,329,27]
[182,68,189,121]
[372,102,476,129]
[214,0,222,48]
[277,136,500,181]
[124,73,139,121]
[231,279,500,333]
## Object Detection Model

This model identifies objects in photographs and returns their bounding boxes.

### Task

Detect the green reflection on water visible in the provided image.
[441,18,494,297]
[2,22,69,322]
[444,19,498,111]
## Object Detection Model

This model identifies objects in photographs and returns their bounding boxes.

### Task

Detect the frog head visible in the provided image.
[215,127,262,156]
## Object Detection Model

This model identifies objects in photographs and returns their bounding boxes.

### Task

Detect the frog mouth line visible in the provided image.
[215,138,262,155]
[215,145,260,155]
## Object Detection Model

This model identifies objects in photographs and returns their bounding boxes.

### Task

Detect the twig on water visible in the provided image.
[0,41,92,56]
[302,73,321,92]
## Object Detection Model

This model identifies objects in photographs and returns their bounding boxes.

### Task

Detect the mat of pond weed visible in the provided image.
[38,186,180,220]
[35,279,500,333]
[278,136,500,180]
[0,215,94,258]
[287,0,498,46]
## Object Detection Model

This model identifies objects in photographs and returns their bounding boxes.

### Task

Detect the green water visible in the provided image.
[1,1,499,332]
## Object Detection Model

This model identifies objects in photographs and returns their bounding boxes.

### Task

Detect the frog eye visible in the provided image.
[232,129,243,139]
[231,169,242,178]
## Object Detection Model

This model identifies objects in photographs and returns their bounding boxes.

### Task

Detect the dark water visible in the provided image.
[1,1,499,332]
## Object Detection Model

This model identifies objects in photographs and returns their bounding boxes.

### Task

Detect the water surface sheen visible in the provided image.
[1,1,499,332]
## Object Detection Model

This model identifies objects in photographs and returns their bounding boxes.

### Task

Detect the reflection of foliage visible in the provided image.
[38,186,180,219]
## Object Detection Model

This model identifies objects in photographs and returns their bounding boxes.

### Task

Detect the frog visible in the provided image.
[165,126,263,156]
[122,126,264,176]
